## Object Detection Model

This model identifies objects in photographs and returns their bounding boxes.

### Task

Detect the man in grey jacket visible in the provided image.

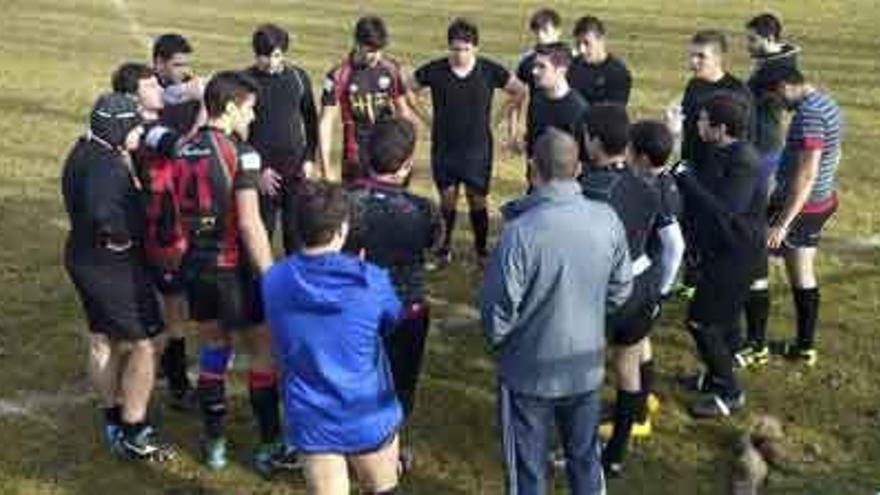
[479,128,632,495]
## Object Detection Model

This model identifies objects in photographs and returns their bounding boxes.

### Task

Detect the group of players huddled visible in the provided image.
[60,7,842,493]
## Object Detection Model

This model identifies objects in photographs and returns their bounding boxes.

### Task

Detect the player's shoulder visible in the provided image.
[234,140,262,171]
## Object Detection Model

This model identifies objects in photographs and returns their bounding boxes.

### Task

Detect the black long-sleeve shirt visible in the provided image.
[246,65,319,178]
[681,74,752,169]
[568,55,632,107]
[62,138,145,250]
[676,141,766,262]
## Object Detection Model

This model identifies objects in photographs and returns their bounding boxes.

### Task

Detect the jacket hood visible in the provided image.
[279,253,371,313]
[501,180,582,221]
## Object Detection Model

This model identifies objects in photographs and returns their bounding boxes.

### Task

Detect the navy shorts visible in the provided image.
[769,194,838,252]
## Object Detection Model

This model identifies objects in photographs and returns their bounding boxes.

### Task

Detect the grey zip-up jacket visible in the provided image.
[479,180,633,398]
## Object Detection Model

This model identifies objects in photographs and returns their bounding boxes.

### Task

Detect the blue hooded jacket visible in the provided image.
[262,252,403,453]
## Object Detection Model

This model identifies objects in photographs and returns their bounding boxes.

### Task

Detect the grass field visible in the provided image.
[1,0,879,493]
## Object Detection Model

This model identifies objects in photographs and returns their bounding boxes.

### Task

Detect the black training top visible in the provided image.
[678,141,767,262]
[415,57,510,166]
[345,178,443,304]
[568,55,632,107]
[62,137,145,250]
[681,74,752,169]
[581,163,662,261]
[246,65,319,177]
[526,89,589,160]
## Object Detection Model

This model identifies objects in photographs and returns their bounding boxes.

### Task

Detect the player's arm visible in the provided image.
[768,148,821,248]
[237,188,273,273]
[300,69,321,177]
[318,105,338,181]
[497,75,527,142]
[405,75,432,128]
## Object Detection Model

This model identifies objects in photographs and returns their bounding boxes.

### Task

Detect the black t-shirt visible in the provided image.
[568,55,632,106]
[246,65,319,176]
[681,74,753,169]
[415,57,510,165]
[581,163,662,260]
[345,179,443,304]
[526,89,589,160]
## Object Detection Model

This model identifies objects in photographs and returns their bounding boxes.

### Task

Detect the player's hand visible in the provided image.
[767,224,789,249]
[665,101,684,136]
[259,168,282,197]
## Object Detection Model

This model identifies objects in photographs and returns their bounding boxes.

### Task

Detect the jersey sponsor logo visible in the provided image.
[240,151,261,171]
[349,83,359,93]
[378,75,391,90]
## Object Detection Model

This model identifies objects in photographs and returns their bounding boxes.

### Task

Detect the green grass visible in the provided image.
[1,0,879,493]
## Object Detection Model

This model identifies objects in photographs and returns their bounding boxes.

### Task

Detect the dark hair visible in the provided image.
[111,62,154,95]
[691,29,728,54]
[152,33,192,61]
[534,42,572,68]
[701,93,750,139]
[295,181,350,248]
[367,118,416,175]
[533,128,580,181]
[586,103,630,155]
[630,120,674,168]
[529,8,561,32]
[448,18,479,46]
[764,65,805,88]
[203,71,259,118]
[253,23,289,56]
[573,15,605,38]
[746,13,782,41]
[354,16,388,50]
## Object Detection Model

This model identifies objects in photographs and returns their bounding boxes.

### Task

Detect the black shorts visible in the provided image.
[182,257,263,330]
[432,154,492,195]
[769,195,838,252]
[65,244,163,341]
[148,264,186,295]
[609,264,661,346]
[688,256,755,326]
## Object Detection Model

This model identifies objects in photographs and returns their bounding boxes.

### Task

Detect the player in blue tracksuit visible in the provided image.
[263,181,404,494]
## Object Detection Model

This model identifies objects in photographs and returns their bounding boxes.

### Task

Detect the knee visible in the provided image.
[89,334,113,365]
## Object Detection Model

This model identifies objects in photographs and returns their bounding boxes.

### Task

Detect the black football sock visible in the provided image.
[745,288,770,347]
[468,208,489,257]
[793,287,820,350]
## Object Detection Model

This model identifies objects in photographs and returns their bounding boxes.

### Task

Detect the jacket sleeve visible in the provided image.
[87,163,132,245]
[479,225,529,349]
[377,268,404,335]
[674,158,758,249]
[606,215,634,311]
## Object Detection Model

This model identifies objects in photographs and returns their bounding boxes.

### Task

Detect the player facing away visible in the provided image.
[111,62,196,410]
[752,67,842,367]
[62,93,174,461]
[410,18,525,265]
[172,72,289,473]
[245,23,320,254]
[568,15,633,107]
[580,106,682,477]
[319,16,413,183]
[673,95,767,418]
